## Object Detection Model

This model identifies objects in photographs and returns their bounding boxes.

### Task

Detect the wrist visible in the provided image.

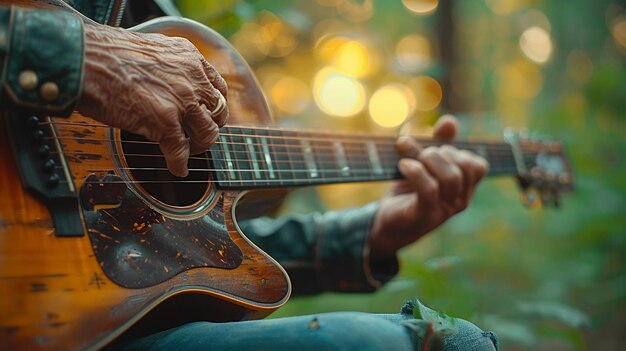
[368,197,424,260]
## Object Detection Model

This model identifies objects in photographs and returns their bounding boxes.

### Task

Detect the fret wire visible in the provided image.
[284,131,300,183]
[229,128,246,187]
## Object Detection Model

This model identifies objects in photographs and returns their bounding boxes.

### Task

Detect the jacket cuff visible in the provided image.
[1,6,84,117]
[316,202,399,292]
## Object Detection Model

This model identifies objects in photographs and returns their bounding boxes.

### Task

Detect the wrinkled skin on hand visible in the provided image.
[369,115,489,259]
[77,22,229,177]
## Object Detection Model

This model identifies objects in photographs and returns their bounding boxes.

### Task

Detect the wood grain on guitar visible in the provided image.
[0,5,575,351]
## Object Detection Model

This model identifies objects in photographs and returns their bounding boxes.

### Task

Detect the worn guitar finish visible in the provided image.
[0,15,291,351]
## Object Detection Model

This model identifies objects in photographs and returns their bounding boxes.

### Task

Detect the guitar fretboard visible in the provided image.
[208,126,520,189]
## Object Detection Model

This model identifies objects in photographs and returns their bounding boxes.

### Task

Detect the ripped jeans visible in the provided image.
[117,301,498,351]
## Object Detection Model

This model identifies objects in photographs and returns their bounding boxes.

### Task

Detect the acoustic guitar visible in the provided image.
[0,2,575,350]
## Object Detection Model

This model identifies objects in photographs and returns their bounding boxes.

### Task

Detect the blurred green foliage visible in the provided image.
[177,0,626,349]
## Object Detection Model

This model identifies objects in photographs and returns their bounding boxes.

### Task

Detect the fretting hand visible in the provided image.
[368,115,489,258]
[77,22,229,177]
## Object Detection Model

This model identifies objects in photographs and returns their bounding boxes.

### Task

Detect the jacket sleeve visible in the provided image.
[0,6,84,117]
[239,202,400,295]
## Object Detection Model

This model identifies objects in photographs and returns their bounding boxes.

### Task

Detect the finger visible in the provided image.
[439,147,475,207]
[433,114,458,141]
[196,86,229,127]
[159,131,191,178]
[201,57,228,98]
[448,149,489,199]
[184,103,220,155]
[396,136,422,159]
[418,146,463,203]
[398,158,440,214]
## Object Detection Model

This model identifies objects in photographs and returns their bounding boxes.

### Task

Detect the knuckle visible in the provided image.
[197,124,220,147]
[420,146,439,160]
[444,166,463,185]
[440,144,458,154]
[422,180,439,197]
[177,37,196,50]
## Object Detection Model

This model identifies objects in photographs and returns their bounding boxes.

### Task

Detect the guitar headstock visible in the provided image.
[504,130,575,208]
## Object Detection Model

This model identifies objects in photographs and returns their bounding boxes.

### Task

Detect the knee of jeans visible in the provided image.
[399,300,498,351]
[443,319,499,351]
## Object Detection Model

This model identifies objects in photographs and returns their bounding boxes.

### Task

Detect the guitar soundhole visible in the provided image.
[120,131,209,207]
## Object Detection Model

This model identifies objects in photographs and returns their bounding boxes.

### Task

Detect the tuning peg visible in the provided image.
[503,128,518,143]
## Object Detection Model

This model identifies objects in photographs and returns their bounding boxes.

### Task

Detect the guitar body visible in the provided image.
[0,16,290,350]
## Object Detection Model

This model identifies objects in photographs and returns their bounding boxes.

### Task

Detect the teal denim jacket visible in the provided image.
[0,6,83,117]
[0,2,397,294]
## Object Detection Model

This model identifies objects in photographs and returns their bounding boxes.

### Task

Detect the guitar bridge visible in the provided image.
[4,110,84,236]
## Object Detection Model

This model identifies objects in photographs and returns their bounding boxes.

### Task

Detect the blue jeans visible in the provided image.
[118,301,498,351]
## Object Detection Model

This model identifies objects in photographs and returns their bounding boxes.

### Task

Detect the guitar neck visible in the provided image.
[208,126,520,190]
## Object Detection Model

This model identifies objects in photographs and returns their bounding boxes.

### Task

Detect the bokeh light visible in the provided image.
[316,36,373,78]
[395,34,432,72]
[368,84,414,128]
[333,40,372,77]
[408,76,442,111]
[519,26,553,63]
[612,17,626,48]
[269,76,311,116]
[402,0,439,16]
[257,12,298,58]
[495,60,543,100]
[313,67,366,117]
[231,12,298,62]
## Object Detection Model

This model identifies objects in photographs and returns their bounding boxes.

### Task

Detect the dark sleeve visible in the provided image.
[239,202,400,295]
[0,6,84,117]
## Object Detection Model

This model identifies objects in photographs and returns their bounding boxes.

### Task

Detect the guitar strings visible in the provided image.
[50,149,524,171]
[39,121,528,184]
[43,137,522,169]
[41,135,518,155]
[44,120,514,144]
[42,136,520,163]
[41,121,520,151]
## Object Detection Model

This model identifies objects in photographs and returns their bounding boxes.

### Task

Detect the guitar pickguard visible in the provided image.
[81,175,243,289]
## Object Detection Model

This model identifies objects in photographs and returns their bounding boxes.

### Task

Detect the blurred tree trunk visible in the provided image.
[437,0,458,113]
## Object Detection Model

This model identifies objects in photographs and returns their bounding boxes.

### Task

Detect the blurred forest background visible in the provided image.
[175,0,626,349]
